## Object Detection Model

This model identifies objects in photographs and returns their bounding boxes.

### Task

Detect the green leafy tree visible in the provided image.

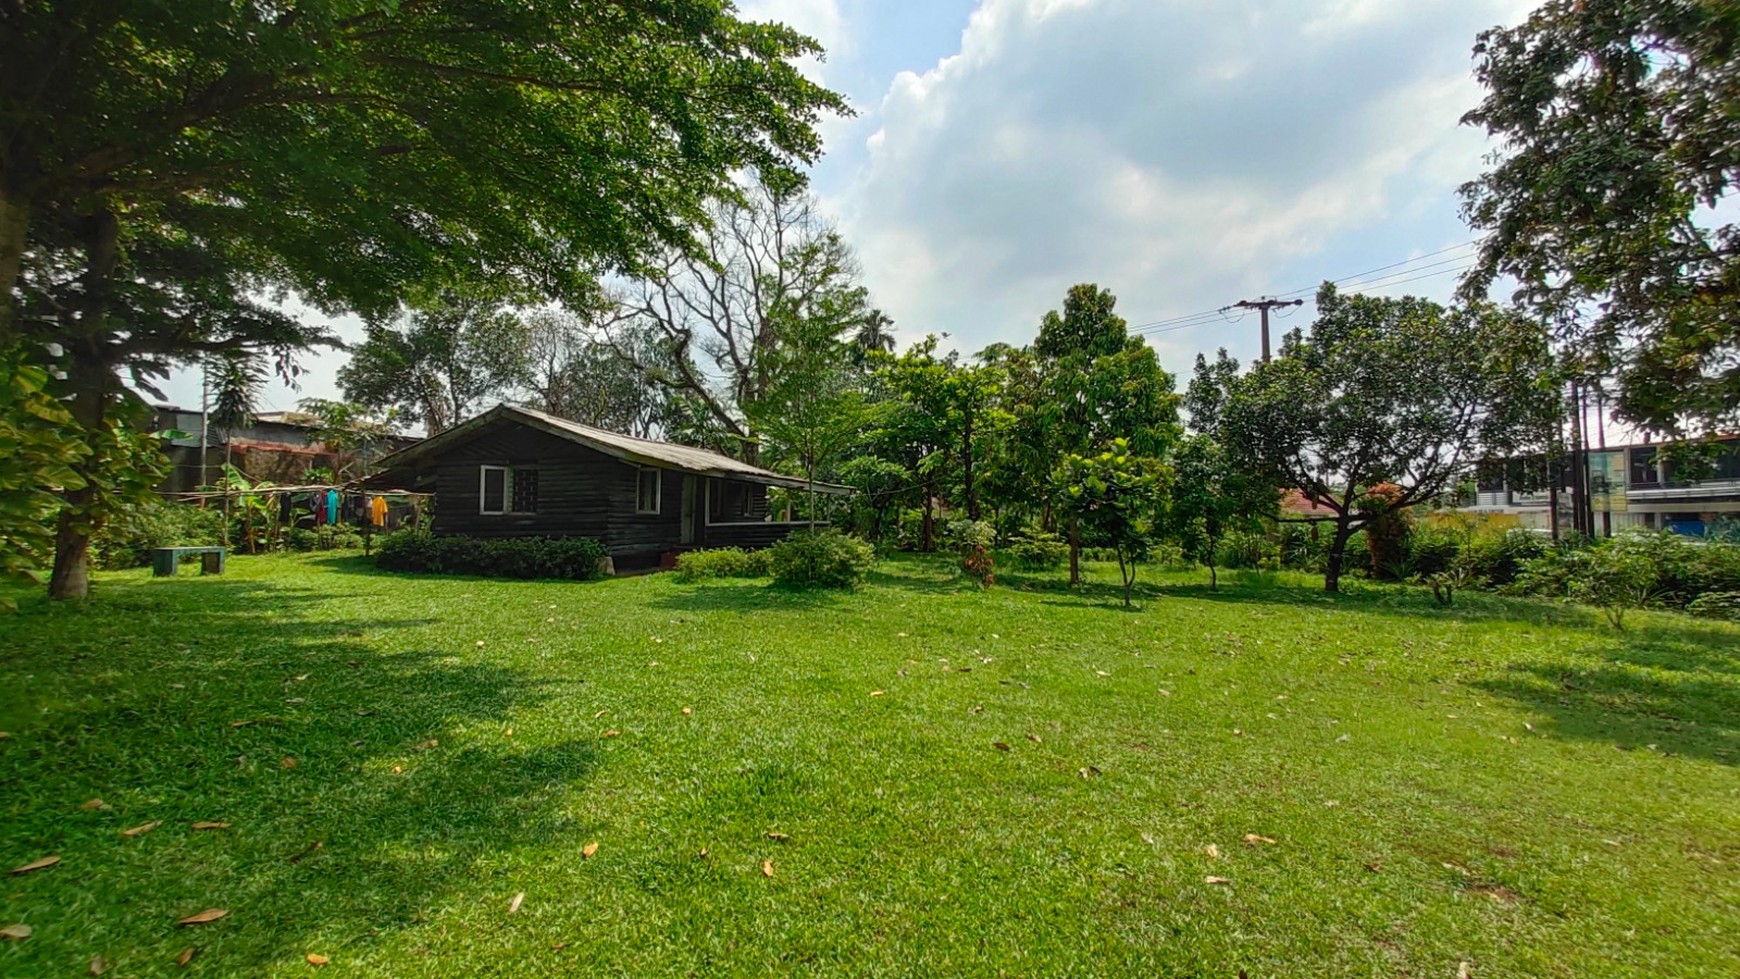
[1058,441,1169,607]
[340,291,532,433]
[1169,433,1274,590]
[295,399,402,480]
[1029,285,1180,584]
[1221,285,1561,593]
[0,0,844,599]
[1461,0,1740,434]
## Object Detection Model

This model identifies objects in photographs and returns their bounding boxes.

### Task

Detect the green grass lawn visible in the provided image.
[2,554,1737,978]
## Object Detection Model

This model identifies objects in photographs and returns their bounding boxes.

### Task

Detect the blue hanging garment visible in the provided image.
[325,488,340,525]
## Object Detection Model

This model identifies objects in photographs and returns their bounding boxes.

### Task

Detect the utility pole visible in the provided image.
[1232,297,1304,363]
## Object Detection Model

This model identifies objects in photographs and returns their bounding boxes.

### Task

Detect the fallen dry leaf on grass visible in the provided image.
[176,946,196,966]
[122,821,161,838]
[80,798,109,811]
[1458,962,1473,979]
[869,690,886,697]
[412,739,439,751]
[89,953,106,975]
[9,855,60,875]
[0,731,10,738]
[307,953,329,966]
[508,892,524,914]
[1205,876,1232,886]
[281,757,298,770]
[1026,733,1042,744]
[190,821,231,831]
[582,842,599,859]
[593,709,609,718]
[1204,844,1221,860]
[602,729,621,738]
[681,707,693,716]
[177,909,229,926]
[767,832,789,842]
[698,848,710,859]
[993,742,1011,751]
[761,860,775,878]
[1,924,31,940]
[1243,834,1277,846]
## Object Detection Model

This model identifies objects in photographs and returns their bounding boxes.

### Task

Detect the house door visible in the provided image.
[680,476,697,545]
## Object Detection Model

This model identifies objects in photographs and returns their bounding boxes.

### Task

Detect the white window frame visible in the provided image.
[636,467,663,514]
[480,465,509,515]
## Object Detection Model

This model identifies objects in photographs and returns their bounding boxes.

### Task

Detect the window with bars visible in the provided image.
[480,466,538,514]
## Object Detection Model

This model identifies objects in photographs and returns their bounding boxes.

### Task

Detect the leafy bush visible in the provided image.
[1216,530,1278,570]
[768,529,876,589]
[674,547,772,582]
[945,519,996,586]
[1005,533,1068,571]
[1460,529,1553,586]
[1147,539,1190,570]
[1276,524,1324,572]
[1687,591,1740,622]
[1571,543,1660,631]
[375,530,607,580]
[1407,523,1467,578]
[92,500,226,570]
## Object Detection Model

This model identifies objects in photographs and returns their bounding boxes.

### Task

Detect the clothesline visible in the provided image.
[164,485,433,501]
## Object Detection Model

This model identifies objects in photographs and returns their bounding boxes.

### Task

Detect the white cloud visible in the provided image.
[833,0,1532,368]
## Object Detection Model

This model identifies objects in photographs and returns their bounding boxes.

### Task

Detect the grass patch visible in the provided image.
[2,554,1738,977]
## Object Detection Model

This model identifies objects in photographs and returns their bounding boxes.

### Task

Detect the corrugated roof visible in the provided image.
[366,403,852,494]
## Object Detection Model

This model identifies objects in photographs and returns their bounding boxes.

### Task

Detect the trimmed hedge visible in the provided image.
[674,547,772,582]
[375,530,607,580]
[769,529,876,589]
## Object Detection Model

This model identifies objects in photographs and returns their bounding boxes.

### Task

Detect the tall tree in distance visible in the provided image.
[340,292,531,433]
[1461,0,1740,435]
[612,179,874,462]
[1222,285,1561,593]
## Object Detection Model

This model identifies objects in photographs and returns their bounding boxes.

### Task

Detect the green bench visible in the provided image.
[151,546,226,578]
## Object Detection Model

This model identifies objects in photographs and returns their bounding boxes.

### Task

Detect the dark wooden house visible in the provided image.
[363,404,850,570]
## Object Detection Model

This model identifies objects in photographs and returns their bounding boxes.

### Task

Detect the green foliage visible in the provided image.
[1059,441,1169,605]
[1169,432,1273,588]
[1462,1,1740,434]
[1406,523,1469,579]
[674,548,773,583]
[91,500,227,571]
[1005,533,1069,571]
[1222,285,1560,591]
[340,291,532,433]
[1687,592,1740,623]
[1571,545,1660,632]
[0,344,87,587]
[1215,531,1279,571]
[375,531,607,581]
[945,519,997,587]
[768,529,876,590]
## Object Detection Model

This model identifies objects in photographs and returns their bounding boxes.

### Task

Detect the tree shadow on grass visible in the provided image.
[0,576,600,975]
[1473,658,1740,767]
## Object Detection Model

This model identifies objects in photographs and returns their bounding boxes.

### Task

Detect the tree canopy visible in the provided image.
[1461,0,1740,435]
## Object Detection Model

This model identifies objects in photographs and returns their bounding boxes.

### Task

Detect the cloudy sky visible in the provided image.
[156,0,1536,414]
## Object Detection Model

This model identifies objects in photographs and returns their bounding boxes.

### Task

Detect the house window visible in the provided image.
[480,466,538,515]
[636,468,662,514]
[1629,448,1659,487]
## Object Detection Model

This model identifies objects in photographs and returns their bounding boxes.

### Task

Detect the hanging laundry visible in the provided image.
[325,488,340,525]
[370,496,389,527]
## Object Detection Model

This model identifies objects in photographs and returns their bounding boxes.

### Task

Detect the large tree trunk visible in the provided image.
[1323,519,1357,594]
[48,209,121,601]
[0,189,28,341]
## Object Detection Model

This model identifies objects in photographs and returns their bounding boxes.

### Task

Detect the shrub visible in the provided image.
[1216,530,1277,570]
[1005,533,1068,571]
[768,529,876,589]
[1571,544,1660,631]
[945,519,996,587]
[674,547,772,582]
[92,500,226,570]
[1460,529,1553,587]
[1687,591,1740,622]
[1407,523,1466,578]
[1276,524,1324,572]
[375,530,607,580]
[1147,539,1190,570]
